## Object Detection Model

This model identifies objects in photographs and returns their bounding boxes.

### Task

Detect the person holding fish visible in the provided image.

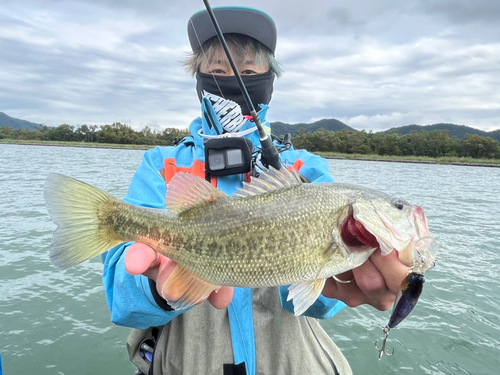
[44,5,437,375]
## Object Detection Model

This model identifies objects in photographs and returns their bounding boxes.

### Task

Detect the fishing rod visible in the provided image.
[202,0,283,171]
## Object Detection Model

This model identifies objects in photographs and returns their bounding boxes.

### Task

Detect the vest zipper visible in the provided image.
[306,318,340,375]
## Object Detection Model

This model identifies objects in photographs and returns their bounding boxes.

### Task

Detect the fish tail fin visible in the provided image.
[44,173,125,270]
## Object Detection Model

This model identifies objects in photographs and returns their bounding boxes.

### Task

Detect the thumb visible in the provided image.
[125,242,161,280]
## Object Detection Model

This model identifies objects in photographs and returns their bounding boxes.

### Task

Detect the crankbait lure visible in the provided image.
[376,236,438,359]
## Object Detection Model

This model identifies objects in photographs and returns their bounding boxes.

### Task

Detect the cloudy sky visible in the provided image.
[1,0,499,132]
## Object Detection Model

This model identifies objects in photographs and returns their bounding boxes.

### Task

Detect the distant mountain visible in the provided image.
[385,123,500,143]
[270,118,355,136]
[489,130,500,143]
[3,111,498,145]
[0,112,41,130]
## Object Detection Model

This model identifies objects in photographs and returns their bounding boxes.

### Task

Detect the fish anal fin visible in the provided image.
[287,278,327,316]
[160,264,219,310]
[165,173,227,214]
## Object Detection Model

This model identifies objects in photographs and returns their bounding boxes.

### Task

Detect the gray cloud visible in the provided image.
[1,0,499,132]
[416,0,500,24]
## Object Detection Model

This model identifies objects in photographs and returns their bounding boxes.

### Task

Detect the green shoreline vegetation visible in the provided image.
[2,138,499,168]
[316,152,500,167]
[1,122,500,167]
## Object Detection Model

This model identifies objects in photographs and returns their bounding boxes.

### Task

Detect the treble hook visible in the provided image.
[375,326,394,359]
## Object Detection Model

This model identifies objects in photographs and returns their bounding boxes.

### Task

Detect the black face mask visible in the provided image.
[196,71,275,115]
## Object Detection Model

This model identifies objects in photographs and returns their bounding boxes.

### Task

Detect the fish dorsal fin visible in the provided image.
[233,167,303,198]
[165,173,227,214]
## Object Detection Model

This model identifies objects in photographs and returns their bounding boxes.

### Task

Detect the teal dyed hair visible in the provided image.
[183,34,283,78]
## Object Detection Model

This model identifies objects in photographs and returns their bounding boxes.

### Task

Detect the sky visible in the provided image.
[1,0,500,132]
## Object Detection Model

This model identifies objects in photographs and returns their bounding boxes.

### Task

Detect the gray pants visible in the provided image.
[127,288,352,375]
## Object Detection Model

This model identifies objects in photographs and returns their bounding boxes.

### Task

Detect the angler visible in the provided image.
[44,4,436,375]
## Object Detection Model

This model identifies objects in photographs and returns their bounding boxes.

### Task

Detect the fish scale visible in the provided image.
[151,185,343,286]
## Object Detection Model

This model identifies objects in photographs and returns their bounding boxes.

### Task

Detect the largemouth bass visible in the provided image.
[44,167,435,315]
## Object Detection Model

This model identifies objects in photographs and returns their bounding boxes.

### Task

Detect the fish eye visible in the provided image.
[391,198,405,210]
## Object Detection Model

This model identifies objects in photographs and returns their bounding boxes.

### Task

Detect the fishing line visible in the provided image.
[188,18,225,99]
[201,0,282,170]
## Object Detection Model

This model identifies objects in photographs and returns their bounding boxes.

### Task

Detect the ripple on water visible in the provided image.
[323,159,500,375]
[1,146,500,374]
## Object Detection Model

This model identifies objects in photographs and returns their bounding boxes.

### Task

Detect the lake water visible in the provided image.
[1,144,499,375]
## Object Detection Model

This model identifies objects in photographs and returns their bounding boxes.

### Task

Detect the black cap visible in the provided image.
[187,7,277,54]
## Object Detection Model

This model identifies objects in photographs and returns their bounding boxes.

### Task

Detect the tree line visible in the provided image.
[0,122,190,146]
[2,123,499,159]
[291,128,500,159]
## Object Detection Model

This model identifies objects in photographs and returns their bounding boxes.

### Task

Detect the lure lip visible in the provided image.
[412,236,438,273]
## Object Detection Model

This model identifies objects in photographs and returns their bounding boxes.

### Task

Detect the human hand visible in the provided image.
[125,242,233,309]
[321,249,410,311]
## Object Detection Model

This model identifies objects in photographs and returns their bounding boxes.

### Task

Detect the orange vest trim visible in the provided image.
[289,159,305,173]
[163,159,295,188]
[244,172,252,183]
[163,158,217,187]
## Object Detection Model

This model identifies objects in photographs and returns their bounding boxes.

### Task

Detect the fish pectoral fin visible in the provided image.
[160,264,220,310]
[287,278,326,316]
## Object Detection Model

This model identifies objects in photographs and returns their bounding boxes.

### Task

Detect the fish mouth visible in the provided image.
[340,214,379,251]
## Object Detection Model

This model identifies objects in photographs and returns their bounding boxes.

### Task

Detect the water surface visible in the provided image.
[1,144,499,374]
[324,159,500,375]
